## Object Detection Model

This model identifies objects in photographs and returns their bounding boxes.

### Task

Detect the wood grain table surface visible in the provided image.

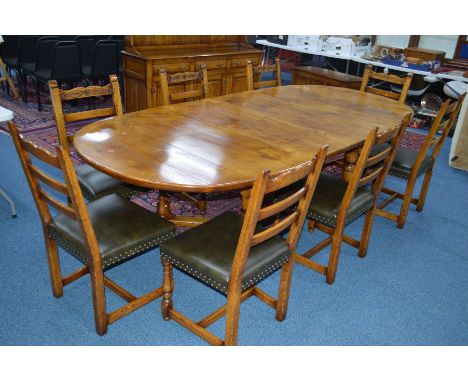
[74,85,412,193]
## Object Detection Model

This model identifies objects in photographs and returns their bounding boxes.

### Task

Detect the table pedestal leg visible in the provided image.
[343,148,360,182]
[157,191,175,220]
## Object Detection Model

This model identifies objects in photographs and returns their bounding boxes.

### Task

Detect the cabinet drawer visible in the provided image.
[153,62,190,74]
[195,60,226,70]
[231,57,259,68]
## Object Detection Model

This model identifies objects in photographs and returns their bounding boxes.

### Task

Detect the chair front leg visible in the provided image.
[44,234,64,298]
[326,233,344,285]
[161,259,174,321]
[88,264,108,335]
[416,168,433,212]
[225,285,243,346]
[358,207,377,258]
[397,177,417,229]
[275,255,295,322]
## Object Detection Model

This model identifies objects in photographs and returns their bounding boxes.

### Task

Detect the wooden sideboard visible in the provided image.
[123,36,263,112]
[292,66,362,89]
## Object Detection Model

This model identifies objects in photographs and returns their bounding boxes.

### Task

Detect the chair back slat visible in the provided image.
[63,107,116,123]
[253,80,278,89]
[28,164,69,195]
[364,71,408,85]
[49,75,123,153]
[257,187,305,221]
[265,160,318,194]
[60,85,113,100]
[364,87,401,100]
[251,211,299,247]
[247,57,281,91]
[170,89,205,102]
[358,166,384,188]
[20,139,60,168]
[159,65,209,106]
[366,145,392,168]
[360,64,413,104]
[38,188,76,219]
[167,71,203,84]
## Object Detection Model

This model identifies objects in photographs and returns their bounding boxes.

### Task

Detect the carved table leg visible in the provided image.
[157,191,175,220]
[161,259,173,321]
[343,148,360,182]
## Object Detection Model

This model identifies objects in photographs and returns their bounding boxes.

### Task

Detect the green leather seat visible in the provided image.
[75,164,140,201]
[48,194,176,269]
[160,211,290,295]
[389,147,433,180]
[307,173,375,228]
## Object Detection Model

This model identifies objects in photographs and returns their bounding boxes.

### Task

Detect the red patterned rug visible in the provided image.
[0,89,426,220]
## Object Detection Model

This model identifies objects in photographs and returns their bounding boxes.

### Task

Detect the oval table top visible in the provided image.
[74,85,412,193]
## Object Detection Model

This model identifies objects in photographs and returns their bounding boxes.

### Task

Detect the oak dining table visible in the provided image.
[74,85,412,226]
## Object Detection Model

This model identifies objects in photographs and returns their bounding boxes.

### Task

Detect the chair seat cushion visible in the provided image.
[76,163,138,201]
[160,211,290,295]
[307,173,375,228]
[48,194,176,269]
[389,147,433,180]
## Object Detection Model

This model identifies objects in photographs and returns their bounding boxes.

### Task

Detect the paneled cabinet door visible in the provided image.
[231,71,249,93]
[207,71,224,98]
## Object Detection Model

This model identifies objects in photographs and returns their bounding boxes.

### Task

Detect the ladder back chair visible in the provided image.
[8,121,176,335]
[49,75,140,201]
[159,146,328,345]
[159,64,209,106]
[246,57,281,91]
[376,93,466,228]
[0,57,19,98]
[360,64,413,104]
[158,64,210,214]
[295,115,411,284]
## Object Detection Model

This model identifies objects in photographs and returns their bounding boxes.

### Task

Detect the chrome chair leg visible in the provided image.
[0,186,17,218]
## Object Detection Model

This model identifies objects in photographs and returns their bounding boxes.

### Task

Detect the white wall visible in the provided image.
[375,35,459,59]
[376,35,410,49]
[418,35,459,59]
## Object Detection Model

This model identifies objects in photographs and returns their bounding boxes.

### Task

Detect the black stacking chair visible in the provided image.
[74,35,96,70]
[21,36,60,109]
[108,36,125,81]
[34,41,82,111]
[17,35,40,101]
[1,36,20,87]
[83,40,119,84]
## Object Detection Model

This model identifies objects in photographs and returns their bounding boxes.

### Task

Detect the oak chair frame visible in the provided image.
[158,64,210,214]
[360,64,413,104]
[8,122,165,335]
[0,56,20,98]
[49,74,123,153]
[296,115,411,284]
[376,93,466,228]
[246,57,282,91]
[161,146,328,345]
